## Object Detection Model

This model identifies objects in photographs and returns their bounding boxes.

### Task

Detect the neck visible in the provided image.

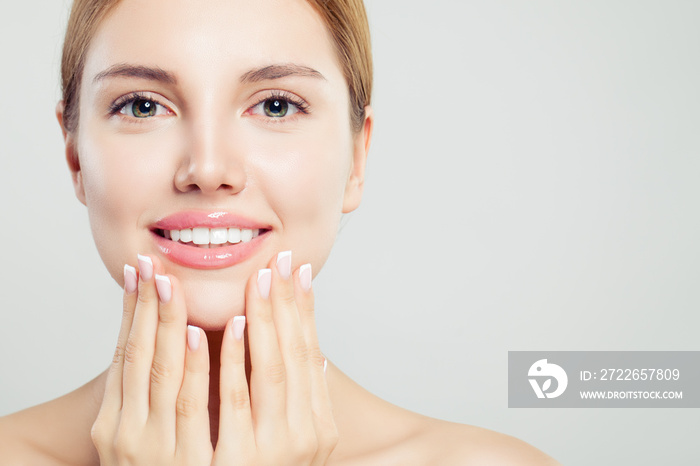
[205,329,225,446]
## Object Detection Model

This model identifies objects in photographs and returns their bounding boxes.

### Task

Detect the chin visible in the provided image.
[181,276,247,331]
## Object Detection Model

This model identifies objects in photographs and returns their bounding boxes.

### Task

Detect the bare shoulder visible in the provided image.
[0,411,57,466]
[325,367,561,466]
[0,373,105,466]
[412,418,561,466]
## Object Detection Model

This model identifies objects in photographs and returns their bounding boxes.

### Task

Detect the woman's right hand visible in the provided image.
[90,254,214,465]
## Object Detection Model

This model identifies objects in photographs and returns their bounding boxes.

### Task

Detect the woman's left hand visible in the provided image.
[212,251,338,465]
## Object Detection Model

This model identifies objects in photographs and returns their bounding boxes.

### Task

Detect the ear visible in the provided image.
[56,101,86,206]
[342,105,374,213]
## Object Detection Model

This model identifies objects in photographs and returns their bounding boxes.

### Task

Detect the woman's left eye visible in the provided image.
[249,96,304,119]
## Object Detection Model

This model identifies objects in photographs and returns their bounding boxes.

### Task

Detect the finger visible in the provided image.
[246,266,287,428]
[121,254,159,421]
[149,272,187,430]
[294,263,326,378]
[269,252,312,428]
[92,262,140,459]
[294,263,338,463]
[175,326,213,459]
[217,316,254,451]
[101,263,139,412]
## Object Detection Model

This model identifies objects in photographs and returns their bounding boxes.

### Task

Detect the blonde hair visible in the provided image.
[60,0,372,133]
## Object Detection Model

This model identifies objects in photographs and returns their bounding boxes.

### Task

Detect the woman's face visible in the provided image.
[63,0,371,329]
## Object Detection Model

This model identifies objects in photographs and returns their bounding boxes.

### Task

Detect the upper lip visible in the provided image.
[151,210,271,231]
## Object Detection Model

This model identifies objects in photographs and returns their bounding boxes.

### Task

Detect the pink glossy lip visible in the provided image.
[152,211,270,231]
[150,211,271,269]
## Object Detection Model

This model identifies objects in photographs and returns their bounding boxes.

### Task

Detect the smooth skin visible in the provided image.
[68,0,365,331]
[0,0,560,464]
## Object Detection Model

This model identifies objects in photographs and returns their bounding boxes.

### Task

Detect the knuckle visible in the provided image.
[227,347,246,366]
[123,339,143,365]
[122,297,135,318]
[300,300,315,316]
[264,362,287,384]
[149,357,172,386]
[255,305,274,324]
[308,347,325,369]
[90,418,108,448]
[157,305,178,326]
[186,357,211,376]
[136,287,152,306]
[290,339,309,364]
[320,423,340,450]
[303,438,319,458]
[111,344,125,366]
[279,290,297,307]
[176,394,200,418]
[115,429,137,460]
[314,410,339,447]
[229,388,251,411]
[292,432,318,459]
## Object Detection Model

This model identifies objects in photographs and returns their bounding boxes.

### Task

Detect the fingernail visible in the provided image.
[187,325,200,352]
[232,316,246,341]
[300,263,312,292]
[155,274,171,303]
[323,357,328,374]
[277,250,292,279]
[257,269,271,299]
[137,254,153,281]
[124,265,137,294]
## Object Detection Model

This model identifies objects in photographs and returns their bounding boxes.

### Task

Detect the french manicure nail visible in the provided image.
[124,265,137,294]
[300,263,312,292]
[257,269,271,299]
[137,254,153,281]
[323,357,328,374]
[155,274,171,303]
[187,325,200,352]
[232,316,246,341]
[277,250,292,279]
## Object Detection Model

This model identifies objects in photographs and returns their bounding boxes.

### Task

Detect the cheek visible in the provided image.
[252,127,352,261]
[78,123,179,283]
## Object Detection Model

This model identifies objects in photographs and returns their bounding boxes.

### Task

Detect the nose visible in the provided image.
[174,118,246,195]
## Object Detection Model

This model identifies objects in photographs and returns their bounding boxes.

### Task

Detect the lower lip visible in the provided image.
[151,230,268,269]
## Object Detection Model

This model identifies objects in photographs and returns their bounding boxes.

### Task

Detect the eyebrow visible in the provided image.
[93,64,177,84]
[239,63,326,83]
[92,62,325,86]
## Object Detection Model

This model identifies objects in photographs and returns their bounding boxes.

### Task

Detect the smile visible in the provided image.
[150,211,272,269]
[155,227,265,248]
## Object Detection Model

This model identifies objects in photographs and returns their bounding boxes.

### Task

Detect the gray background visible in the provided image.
[1,1,699,464]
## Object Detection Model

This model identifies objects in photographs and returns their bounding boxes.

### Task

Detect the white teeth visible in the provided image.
[241,229,253,243]
[163,227,261,246]
[192,227,210,245]
[179,228,193,243]
[228,228,241,244]
[210,228,228,244]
